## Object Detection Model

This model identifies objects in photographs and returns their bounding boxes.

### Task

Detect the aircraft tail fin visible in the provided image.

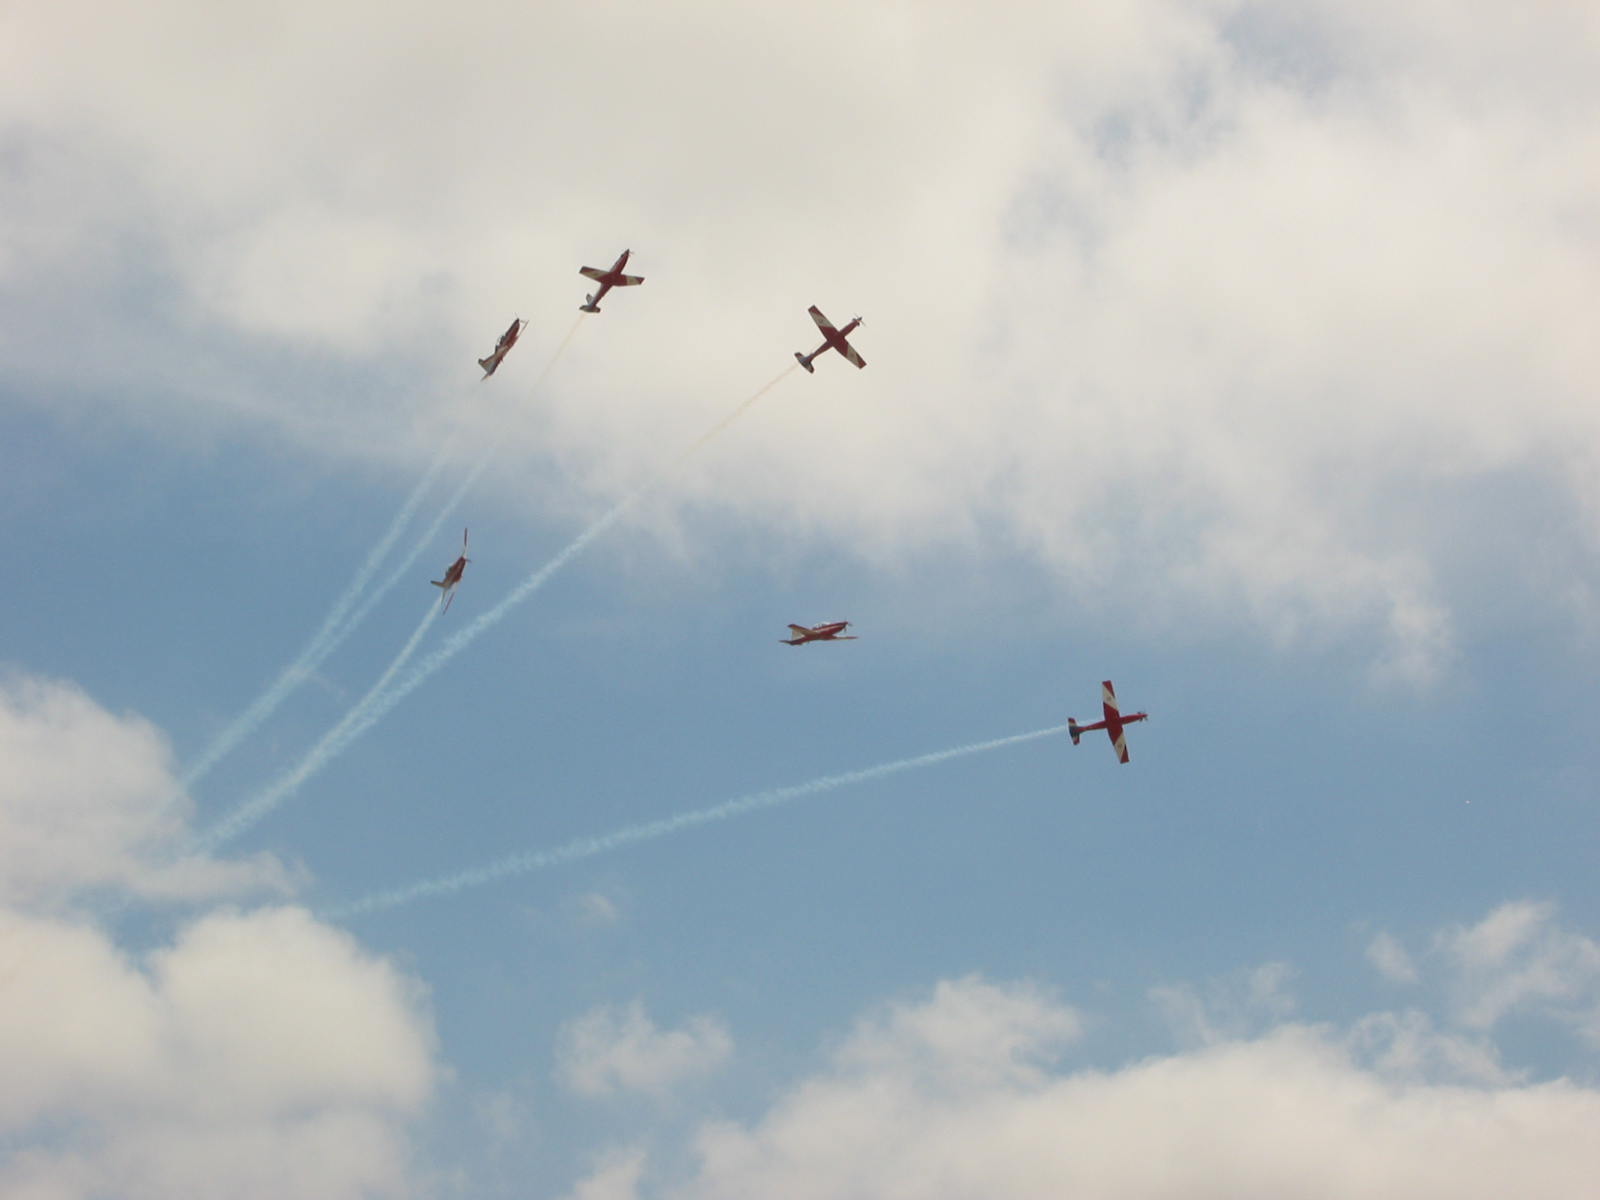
[1068,719,1081,745]
[430,580,447,589]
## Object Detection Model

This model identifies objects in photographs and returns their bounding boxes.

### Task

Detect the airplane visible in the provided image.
[579,249,645,313]
[430,528,470,613]
[1068,680,1148,764]
[794,305,865,373]
[478,318,525,378]
[781,621,858,645]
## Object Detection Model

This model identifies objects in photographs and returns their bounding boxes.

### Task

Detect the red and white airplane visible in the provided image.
[1068,680,1148,764]
[478,318,525,378]
[430,528,470,613]
[579,249,645,313]
[794,306,865,373]
[781,621,857,645]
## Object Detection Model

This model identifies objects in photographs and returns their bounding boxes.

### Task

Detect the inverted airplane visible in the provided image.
[1068,680,1148,764]
[430,528,470,614]
[795,305,865,373]
[781,621,857,645]
[579,249,645,313]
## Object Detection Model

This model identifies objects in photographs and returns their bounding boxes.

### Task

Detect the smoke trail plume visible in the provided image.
[329,453,489,648]
[199,366,797,845]
[328,318,589,644]
[195,602,442,851]
[329,725,1065,918]
[178,446,452,791]
[180,318,586,795]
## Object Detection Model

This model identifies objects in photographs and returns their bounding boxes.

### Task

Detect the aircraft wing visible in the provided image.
[579,266,609,282]
[615,273,644,287]
[1111,728,1131,764]
[1101,680,1120,722]
[807,305,837,334]
[840,342,866,369]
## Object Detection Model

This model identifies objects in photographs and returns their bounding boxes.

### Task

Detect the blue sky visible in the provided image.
[5,3,1600,1197]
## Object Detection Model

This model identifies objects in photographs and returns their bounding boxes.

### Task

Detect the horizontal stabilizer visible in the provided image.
[794,352,815,373]
[430,580,447,588]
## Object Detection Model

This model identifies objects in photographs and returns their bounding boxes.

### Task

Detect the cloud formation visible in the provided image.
[0,673,290,910]
[557,1000,733,1099]
[5,5,1599,672]
[0,906,437,1200]
[1437,901,1600,1045]
[0,671,440,1198]
[575,972,1600,1199]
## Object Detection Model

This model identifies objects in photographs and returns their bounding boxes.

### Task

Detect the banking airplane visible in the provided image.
[781,621,857,645]
[1068,680,1148,764]
[578,249,645,313]
[478,318,525,378]
[794,306,865,373]
[430,529,470,613]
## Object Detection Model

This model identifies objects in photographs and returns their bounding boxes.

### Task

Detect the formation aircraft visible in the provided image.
[478,318,525,378]
[430,529,470,613]
[1068,680,1148,764]
[578,249,645,313]
[795,306,865,373]
[781,621,857,645]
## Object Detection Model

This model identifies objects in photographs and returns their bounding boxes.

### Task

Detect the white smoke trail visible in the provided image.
[194,601,442,851]
[197,365,798,847]
[328,725,1065,918]
[347,366,801,736]
[328,453,489,648]
[326,318,588,647]
[178,445,452,791]
[180,319,586,796]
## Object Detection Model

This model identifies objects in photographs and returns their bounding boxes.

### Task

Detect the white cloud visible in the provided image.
[835,975,1084,1093]
[1149,962,1296,1046]
[561,1148,646,1200]
[1367,931,1420,986]
[673,975,1600,1200]
[5,1,1600,677]
[0,671,438,1198]
[0,905,438,1200]
[572,891,623,928]
[1435,900,1600,1041]
[1346,1009,1513,1087]
[557,1000,732,1099]
[1368,903,1600,1049]
[0,673,292,911]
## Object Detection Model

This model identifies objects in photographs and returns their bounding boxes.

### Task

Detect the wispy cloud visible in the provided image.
[557,1001,732,1099]
[0,673,291,911]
